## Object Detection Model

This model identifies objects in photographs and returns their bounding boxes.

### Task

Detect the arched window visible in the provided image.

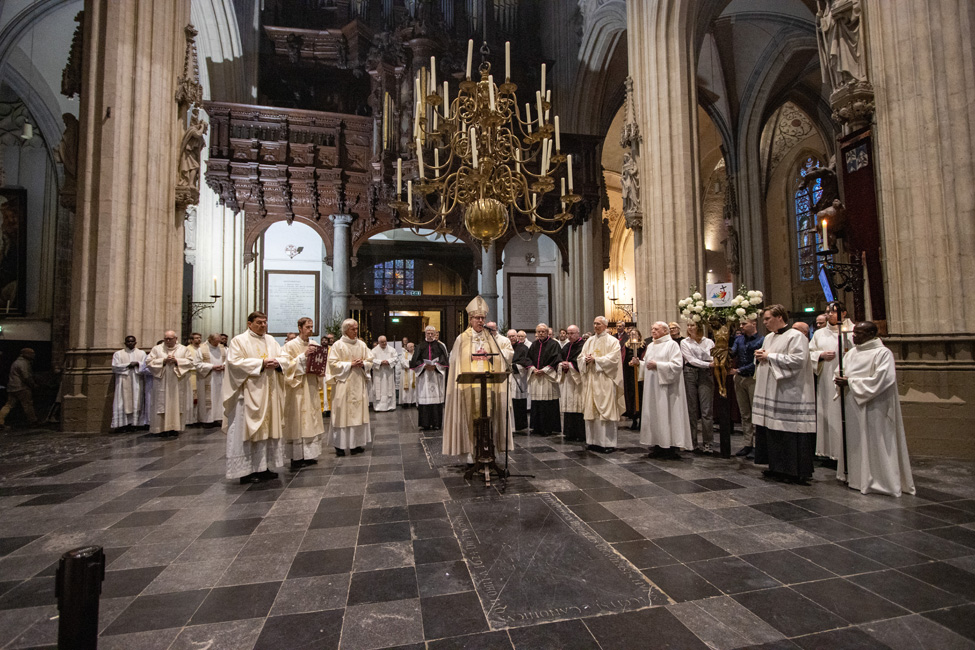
[373,259,419,295]
[794,157,824,282]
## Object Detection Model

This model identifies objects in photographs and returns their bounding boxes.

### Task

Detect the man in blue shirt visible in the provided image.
[729,318,764,458]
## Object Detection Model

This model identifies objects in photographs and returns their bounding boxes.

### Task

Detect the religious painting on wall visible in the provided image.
[0,188,27,315]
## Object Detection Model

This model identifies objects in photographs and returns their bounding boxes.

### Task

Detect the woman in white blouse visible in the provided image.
[681,322,716,453]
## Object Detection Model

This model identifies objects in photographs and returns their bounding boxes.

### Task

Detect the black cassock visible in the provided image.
[410,340,449,430]
[623,342,647,425]
[511,341,531,431]
[561,337,585,441]
[528,337,562,435]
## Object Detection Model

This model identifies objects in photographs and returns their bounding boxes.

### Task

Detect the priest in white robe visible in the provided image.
[111,335,147,431]
[442,297,514,461]
[183,333,203,427]
[399,342,417,407]
[280,317,325,468]
[579,316,625,453]
[326,318,374,456]
[200,334,226,426]
[753,304,817,485]
[371,336,398,412]
[834,322,915,497]
[223,312,286,483]
[146,331,193,437]
[558,325,586,442]
[641,322,693,460]
[411,326,449,430]
[507,329,531,433]
[809,301,854,458]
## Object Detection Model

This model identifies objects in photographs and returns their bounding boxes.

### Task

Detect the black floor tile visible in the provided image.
[881,530,974,560]
[584,607,710,650]
[414,537,463,565]
[408,503,448,520]
[358,521,412,545]
[566,502,618,522]
[654,534,730,563]
[412,518,454,540]
[913,504,975,525]
[317,495,365,511]
[642,563,722,602]
[234,488,284,504]
[553,490,596,506]
[158,483,211,497]
[0,577,55,610]
[660,480,711,495]
[366,481,406,494]
[198,517,263,539]
[787,498,857,516]
[791,516,871,542]
[914,487,967,503]
[583,486,635,502]
[421,591,489,639]
[740,550,835,585]
[309,509,362,529]
[792,627,893,650]
[927,526,975,550]
[109,509,179,528]
[101,566,166,598]
[734,587,848,637]
[791,544,887,576]
[332,465,370,475]
[792,577,908,624]
[253,609,344,649]
[191,581,281,624]
[750,501,818,522]
[102,589,209,635]
[360,506,410,524]
[508,619,599,649]
[347,567,418,605]
[612,540,677,570]
[693,477,745,491]
[17,492,77,506]
[871,508,948,531]
[838,536,934,568]
[847,569,965,612]
[899,562,975,600]
[687,556,781,594]
[587,519,644,543]
[288,548,355,579]
[0,535,40,557]
[415,560,474,598]
[923,604,975,642]
[426,631,514,649]
[830,513,913,536]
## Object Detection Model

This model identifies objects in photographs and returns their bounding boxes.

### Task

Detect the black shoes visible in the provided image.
[350,446,365,455]
[736,446,754,457]
[335,448,346,457]
[290,459,318,469]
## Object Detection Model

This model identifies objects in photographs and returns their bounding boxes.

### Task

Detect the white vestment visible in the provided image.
[111,348,147,428]
[183,345,200,426]
[810,321,854,457]
[415,345,447,405]
[371,344,398,411]
[146,344,193,433]
[753,328,816,433]
[193,344,214,423]
[835,339,915,496]
[223,331,286,479]
[326,336,374,451]
[639,335,693,449]
[399,350,417,405]
[579,332,625,448]
[558,339,585,414]
[442,328,514,457]
[201,343,226,423]
[280,338,325,461]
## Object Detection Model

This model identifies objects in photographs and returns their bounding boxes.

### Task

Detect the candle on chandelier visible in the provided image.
[470,127,478,168]
[407,179,413,206]
[434,148,440,178]
[488,76,495,111]
[430,56,437,93]
[466,39,473,78]
[561,177,566,211]
[416,137,425,178]
[541,63,546,96]
[567,154,574,192]
[505,42,511,80]
[545,90,551,120]
[536,91,544,128]
[525,103,533,134]
[554,116,561,150]
[515,148,521,173]
[396,159,402,196]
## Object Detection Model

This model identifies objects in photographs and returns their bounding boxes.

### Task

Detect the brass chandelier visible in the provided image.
[390,40,580,250]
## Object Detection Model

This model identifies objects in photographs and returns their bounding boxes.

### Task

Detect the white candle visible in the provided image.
[213,276,218,295]
[470,127,478,168]
[536,91,544,128]
[443,80,449,102]
[540,63,546,95]
[414,75,421,102]
[561,177,566,211]
[434,148,440,178]
[545,89,551,120]
[396,159,402,196]
[416,137,424,178]
[488,76,495,111]
[567,154,574,192]
[541,138,549,174]
[466,39,473,78]
[407,179,412,206]
[430,56,437,93]
[505,42,511,80]
[525,103,532,134]
[515,148,521,173]
[554,116,561,150]
[822,218,828,247]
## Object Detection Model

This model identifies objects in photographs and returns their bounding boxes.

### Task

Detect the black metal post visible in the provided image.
[55,545,105,650]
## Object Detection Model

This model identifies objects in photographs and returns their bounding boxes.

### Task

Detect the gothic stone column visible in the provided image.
[626,0,705,322]
[330,214,354,321]
[480,241,499,321]
[62,0,191,432]
[863,0,975,458]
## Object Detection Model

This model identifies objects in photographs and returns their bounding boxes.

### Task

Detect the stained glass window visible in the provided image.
[372,259,421,295]
[795,157,824,282]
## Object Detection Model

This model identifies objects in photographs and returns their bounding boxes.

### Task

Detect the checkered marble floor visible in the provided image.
[0,408,974,649]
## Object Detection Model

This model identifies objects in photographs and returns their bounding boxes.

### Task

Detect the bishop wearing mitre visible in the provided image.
[442,296,514,460]
[223,311,286,484]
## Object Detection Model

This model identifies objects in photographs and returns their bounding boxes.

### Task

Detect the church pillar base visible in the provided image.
[60,349,116,433]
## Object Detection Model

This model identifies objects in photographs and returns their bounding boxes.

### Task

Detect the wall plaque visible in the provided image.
[507,273,552,331]
[264,270,320,336]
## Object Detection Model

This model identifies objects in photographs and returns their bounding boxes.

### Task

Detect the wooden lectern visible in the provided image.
[455,370,510,487]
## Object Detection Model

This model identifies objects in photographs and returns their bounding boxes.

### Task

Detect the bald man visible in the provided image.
[146,331,193,437]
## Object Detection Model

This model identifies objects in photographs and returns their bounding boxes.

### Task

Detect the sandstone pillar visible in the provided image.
[626,0,704,322]
[481,241,499,321]
[330,214,354,321]
[62,0,191,432]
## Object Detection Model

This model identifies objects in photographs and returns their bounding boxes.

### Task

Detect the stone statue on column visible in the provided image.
[620,76,643,230]
[56,113,79,211]
[816,0,874,132]
[175,24,204,209]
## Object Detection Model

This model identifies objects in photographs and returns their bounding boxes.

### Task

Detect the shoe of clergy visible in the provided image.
[692,446,704,455]
[324,411,331,418]
[735,446,753,457]
[335,448,346,457]
[646,446,667,459]
[239,473,261,484]
[303,459,318,466]
[260,469,279,480]
[350,446,365,455]
[601,447,616,454]
[290,460,304,470]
